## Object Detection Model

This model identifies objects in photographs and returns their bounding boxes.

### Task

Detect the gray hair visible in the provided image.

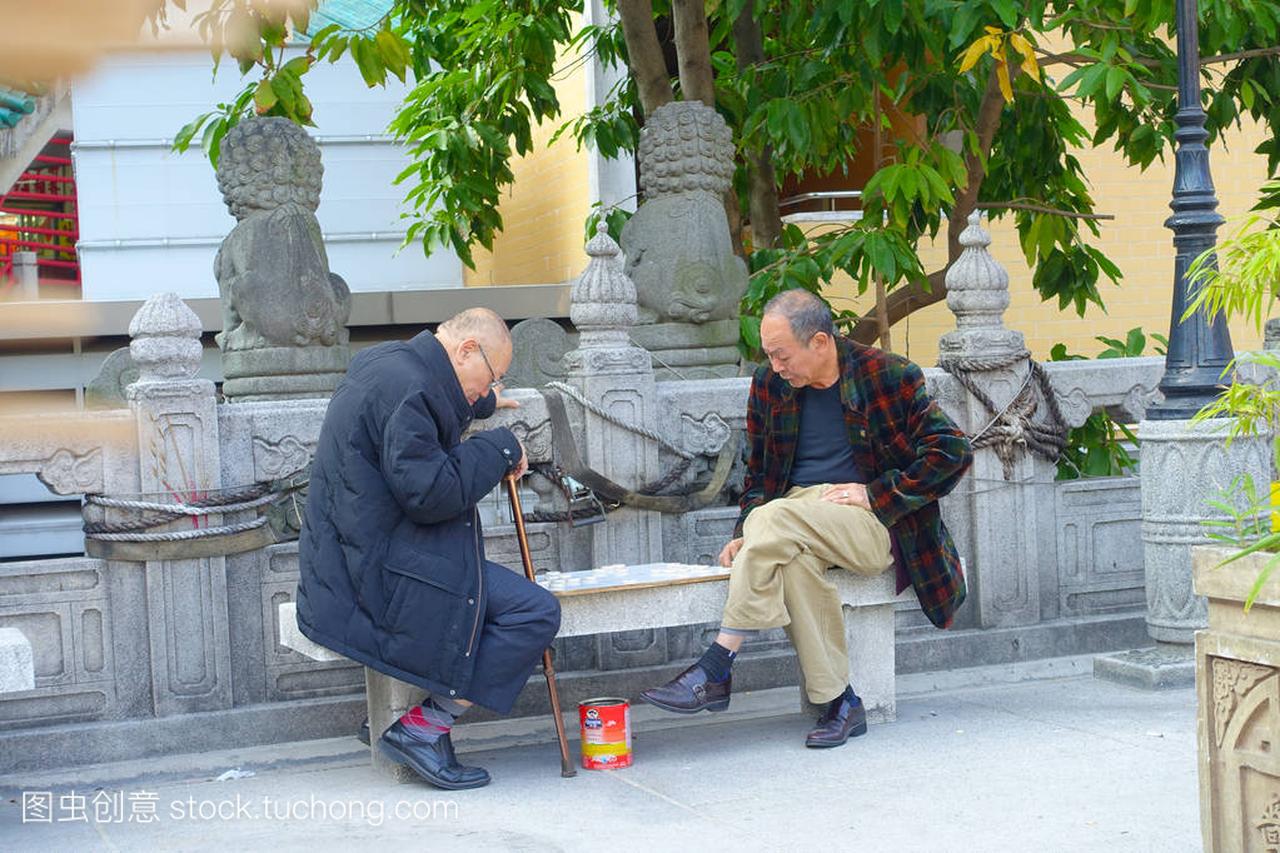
[762,289,835,343]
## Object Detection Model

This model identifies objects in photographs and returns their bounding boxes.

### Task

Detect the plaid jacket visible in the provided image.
[734,336,973,629]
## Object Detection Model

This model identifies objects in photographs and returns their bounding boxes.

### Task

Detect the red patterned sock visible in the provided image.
[399,702,454,743]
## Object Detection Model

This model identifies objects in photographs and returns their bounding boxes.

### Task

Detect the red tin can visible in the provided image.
[578,697,632,770]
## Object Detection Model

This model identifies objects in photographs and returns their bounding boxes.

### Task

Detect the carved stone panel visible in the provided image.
[1055,477,1145,616]
[1201,654,1280,852]
[0,558,116,729]
[36,448,103,496]
[252,435,315,481]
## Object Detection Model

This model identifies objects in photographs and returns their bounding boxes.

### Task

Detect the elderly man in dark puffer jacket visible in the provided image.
[297,307,560,790]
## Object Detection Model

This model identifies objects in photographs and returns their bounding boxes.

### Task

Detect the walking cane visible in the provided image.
[505,473,577,778]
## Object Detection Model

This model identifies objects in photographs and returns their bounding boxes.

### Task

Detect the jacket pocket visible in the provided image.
[385,557,469,596]
[378,549,472,682]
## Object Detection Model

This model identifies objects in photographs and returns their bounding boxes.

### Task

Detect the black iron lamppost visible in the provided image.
[1148,0,1235,420]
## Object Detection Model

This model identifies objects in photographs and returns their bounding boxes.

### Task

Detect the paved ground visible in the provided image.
[0,660,1200,852]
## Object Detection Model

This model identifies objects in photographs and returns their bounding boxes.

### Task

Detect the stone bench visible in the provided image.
[279,562,898,781]
[0,627,35,694]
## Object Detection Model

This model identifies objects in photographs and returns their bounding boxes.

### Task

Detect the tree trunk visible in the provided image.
[948,66,1007,263]
[851,65,1010,345]
[850,268,948,344]
[670,0,740,251]
[671,0,716,106]
[616,0,673,116]
[871,91,891,350]
[874,275,893,351]
[733,3,782,250]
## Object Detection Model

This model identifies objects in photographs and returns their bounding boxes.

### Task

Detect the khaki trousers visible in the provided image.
[721,484,893,704]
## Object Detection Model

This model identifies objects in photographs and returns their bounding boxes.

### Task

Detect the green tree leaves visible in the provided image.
[388,0,577,267]
[165,0,1280,348]
[171,1,409,165]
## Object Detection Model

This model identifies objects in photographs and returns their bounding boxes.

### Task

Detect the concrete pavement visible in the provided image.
[0,659,1200,852]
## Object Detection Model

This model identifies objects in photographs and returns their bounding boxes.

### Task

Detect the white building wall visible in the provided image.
[70,49,463,301]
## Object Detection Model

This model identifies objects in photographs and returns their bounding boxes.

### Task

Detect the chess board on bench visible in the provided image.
[537,562,730,595]
[278,559,898,781]
[277,562,737,650]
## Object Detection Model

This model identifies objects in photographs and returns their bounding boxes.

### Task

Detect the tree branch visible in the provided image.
[977,201,1115,220]
[1047,17,1134,32]
[850,268,950,346]
[1038,45,1280,71]
[1203,46,1280,65]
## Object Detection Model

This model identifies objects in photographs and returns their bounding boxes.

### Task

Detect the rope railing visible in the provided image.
[80,478,307,559]
[938,350,1069,480]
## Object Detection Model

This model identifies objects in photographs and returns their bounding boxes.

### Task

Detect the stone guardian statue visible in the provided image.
[213,117,351,400]
[620,101,748,379]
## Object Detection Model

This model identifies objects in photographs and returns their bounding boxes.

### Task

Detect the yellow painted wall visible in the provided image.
[463,34,594,287]
[827,117,1272,367]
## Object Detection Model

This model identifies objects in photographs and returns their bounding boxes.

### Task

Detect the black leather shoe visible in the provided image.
[805,690,867,748]
[357,718,370,746]
[378,721,491,790]
[639,663,731,714]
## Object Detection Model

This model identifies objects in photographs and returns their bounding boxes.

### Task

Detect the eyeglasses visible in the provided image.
[476,342,504,391]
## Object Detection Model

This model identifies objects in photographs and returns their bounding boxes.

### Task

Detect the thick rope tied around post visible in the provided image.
[938,349,1069,480]
[86,517,269,543]
[82,479,306,544]
[86,485,281,519]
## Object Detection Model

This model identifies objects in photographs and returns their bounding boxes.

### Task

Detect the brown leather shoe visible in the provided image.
[805,690,867,748]
[639,663,731,714]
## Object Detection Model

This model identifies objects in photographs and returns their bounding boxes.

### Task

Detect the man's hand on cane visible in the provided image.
[512,438,529,479]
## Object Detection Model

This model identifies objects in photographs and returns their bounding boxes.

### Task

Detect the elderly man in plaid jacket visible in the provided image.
[640,289,973,747]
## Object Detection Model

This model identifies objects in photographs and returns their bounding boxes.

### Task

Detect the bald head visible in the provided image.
[437,307,512,349]
[435,307,513,404]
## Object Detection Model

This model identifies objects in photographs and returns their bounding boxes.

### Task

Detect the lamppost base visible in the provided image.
[1093,643,1196,690]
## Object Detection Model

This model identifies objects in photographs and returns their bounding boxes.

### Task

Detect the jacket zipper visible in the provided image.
[464,506,483,657]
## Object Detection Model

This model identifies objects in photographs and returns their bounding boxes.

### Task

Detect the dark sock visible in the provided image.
[821,685,858,710]
[399,696,464,743]
[696,642,736,682]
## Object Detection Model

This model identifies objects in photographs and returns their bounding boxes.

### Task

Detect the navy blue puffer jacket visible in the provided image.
[296,330,522,695]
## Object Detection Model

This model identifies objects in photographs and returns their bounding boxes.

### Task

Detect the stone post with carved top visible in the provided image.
[937,212,1052,629]
[122,293,233,715]
[564,223,665,566]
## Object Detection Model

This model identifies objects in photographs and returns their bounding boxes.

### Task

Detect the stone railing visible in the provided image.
[0,215,1171,772]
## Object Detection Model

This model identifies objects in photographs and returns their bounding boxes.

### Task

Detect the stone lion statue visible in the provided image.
[213,117,351,399]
